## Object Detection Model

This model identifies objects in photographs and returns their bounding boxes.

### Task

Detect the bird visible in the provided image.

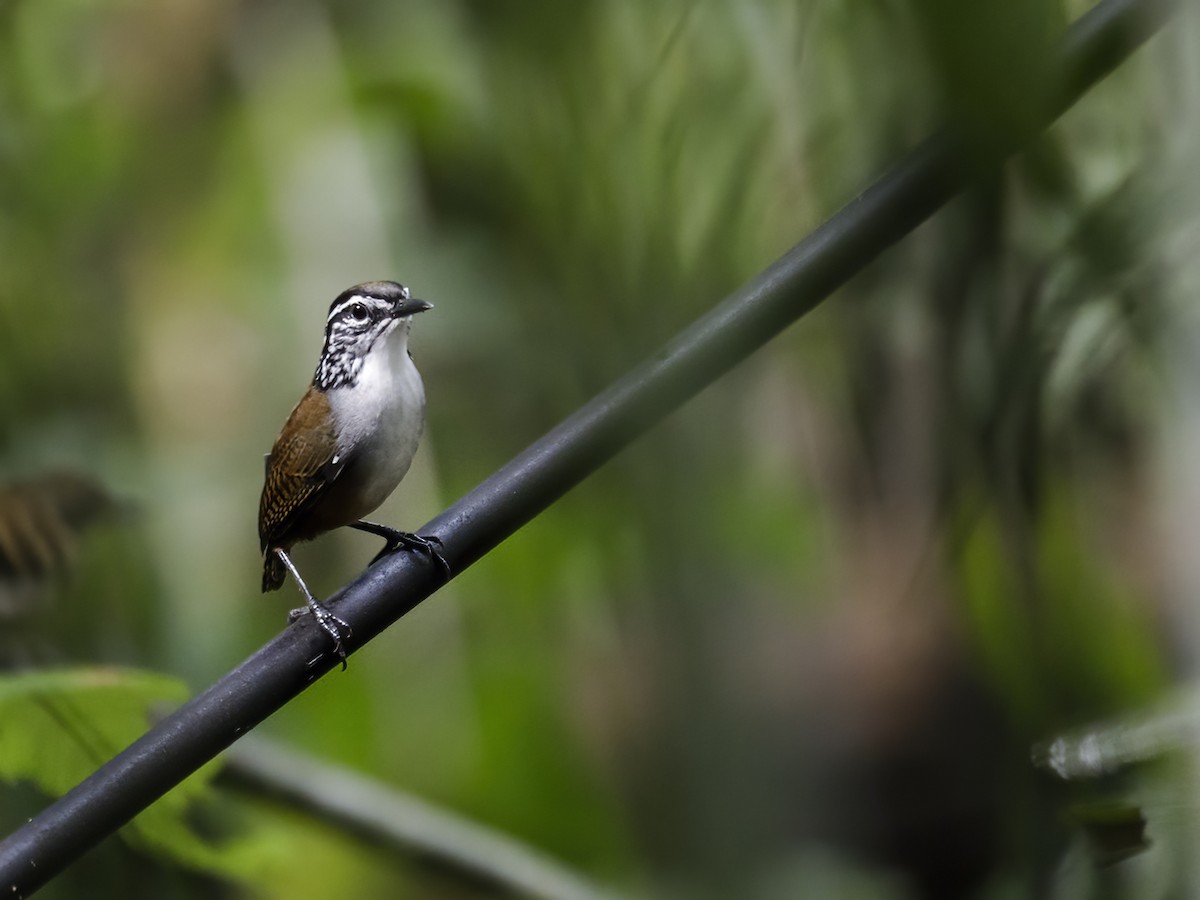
[258,280,448,667]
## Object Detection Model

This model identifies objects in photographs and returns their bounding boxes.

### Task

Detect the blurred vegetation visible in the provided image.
[0,0,1196,898]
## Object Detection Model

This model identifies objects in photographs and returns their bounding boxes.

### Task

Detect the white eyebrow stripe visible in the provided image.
[327,295,367,322]
[326,294,390,323]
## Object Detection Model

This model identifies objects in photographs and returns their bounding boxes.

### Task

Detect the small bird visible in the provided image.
[259,280,447,666]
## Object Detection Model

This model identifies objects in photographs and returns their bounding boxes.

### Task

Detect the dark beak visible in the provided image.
[393,297,433,318]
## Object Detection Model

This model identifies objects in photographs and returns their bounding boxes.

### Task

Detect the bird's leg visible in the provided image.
[350,520,452,579]
[273,548,352,670]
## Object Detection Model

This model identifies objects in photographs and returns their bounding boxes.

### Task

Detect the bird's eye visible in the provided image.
[349,303,369,323]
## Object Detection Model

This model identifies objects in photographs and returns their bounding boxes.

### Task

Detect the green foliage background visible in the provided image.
[0,0,1197,897]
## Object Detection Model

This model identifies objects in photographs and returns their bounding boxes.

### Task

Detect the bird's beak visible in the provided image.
[393,297,433,318]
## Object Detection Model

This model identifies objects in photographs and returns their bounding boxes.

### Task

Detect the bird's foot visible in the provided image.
[289,600,353,670]
[377,531,452,579]
[352,521,452,580]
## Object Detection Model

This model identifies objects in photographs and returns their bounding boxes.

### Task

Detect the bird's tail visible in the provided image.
[262,550,286,593]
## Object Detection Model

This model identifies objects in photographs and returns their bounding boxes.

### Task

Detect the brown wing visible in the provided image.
[258,387,344,552]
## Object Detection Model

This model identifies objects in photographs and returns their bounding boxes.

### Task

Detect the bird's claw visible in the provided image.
[371,531,452,581]
[290,601,353,670]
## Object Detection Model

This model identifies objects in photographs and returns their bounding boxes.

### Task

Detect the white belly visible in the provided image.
[327,329,426,516]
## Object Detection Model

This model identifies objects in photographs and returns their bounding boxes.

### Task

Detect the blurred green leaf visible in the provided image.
[0,668,275,886]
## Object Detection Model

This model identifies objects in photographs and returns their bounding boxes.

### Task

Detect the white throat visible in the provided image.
[326,319,426,510]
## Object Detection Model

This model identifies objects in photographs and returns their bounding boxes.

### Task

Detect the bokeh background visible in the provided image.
[1,0,1198,897]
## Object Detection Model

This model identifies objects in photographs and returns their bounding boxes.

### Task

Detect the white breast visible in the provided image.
[327,321,426,514]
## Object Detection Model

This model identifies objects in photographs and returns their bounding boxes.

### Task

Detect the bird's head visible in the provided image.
[314,281,432,390]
